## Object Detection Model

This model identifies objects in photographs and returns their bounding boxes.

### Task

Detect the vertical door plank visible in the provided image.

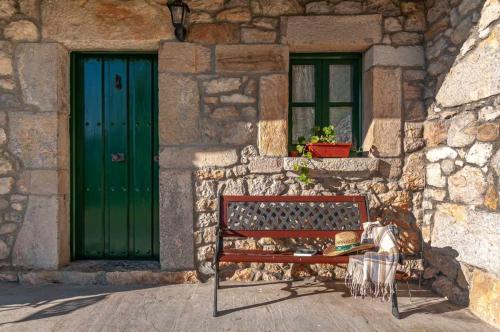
[82,57,105,258]
[128,58,153,259]
[104,58,129,258]
[152,58,159,259]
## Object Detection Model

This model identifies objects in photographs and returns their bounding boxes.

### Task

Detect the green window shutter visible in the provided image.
[289,53,362,152]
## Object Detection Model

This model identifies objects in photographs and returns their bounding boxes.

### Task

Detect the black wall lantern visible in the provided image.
[167,0,190,42]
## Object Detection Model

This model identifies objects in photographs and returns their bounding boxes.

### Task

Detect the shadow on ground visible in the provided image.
[0,283,154,326]
[0,281,472,328]
[216,280,465,319]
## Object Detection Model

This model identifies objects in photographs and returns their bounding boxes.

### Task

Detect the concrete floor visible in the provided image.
[0,280,496,332]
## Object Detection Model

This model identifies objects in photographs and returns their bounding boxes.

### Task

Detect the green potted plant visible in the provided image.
[305,125,351,158]
[297,125,351,158]
[293,125,352,184]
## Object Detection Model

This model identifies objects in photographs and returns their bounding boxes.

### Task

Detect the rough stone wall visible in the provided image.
[422,0,500,327]
[160,0,428,280]
[0,0,428,273]
[0,0,56,267]
[193,154,423,281]
[0,0,174,269]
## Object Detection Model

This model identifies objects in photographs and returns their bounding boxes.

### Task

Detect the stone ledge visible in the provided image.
[159,146,239,169]
[248,156,283,173]
[282,15,382,52]
[0,267,200,286]
[159,42,211,74]
[283,157,380,178]
[215,44,288,73]
[364,45,425,70]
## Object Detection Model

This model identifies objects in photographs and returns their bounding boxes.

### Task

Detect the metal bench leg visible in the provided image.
[213,262,219,317]
[391,281,400,319]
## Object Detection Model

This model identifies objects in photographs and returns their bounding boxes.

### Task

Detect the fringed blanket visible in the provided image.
[346,223,399,300]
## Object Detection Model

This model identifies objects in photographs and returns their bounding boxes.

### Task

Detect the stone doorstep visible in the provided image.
[0,260,200,286]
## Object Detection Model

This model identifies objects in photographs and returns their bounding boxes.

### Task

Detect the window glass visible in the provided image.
[329,65,352,102]
[329,107,352,143]
[292,65,315,102]
[291,107,315,143]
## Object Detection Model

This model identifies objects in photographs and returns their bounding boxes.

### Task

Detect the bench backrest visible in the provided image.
[219,195,369,238]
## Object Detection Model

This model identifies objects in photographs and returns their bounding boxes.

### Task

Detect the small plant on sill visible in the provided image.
[293,125,337,184]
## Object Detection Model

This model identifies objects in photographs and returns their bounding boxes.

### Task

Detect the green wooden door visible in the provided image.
[71,54,159,260]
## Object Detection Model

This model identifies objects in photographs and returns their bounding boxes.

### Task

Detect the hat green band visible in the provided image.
[335,242,360,251]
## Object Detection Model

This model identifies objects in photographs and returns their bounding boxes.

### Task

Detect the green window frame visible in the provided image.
[288,53,362,152]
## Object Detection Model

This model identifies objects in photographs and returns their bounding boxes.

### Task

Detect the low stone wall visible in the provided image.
[192,150,421,280]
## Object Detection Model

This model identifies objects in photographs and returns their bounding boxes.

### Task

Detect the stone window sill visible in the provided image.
[282,157,380,178]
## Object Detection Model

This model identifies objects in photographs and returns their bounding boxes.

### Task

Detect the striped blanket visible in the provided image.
[346,222,399,300]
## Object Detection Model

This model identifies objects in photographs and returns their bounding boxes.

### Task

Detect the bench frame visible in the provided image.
[212,195,401,319]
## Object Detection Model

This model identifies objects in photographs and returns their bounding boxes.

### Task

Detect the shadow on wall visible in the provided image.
[369,192,471,306]
[366,0,495,307]
[422,0,500,309]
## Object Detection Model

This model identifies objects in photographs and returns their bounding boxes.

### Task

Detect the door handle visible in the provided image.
[115,75,122,90]
[111,153,126,162]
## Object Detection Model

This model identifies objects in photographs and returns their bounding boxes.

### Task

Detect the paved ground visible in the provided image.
[0,280,496,332]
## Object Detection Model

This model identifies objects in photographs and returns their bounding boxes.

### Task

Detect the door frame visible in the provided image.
[70,52,160,261]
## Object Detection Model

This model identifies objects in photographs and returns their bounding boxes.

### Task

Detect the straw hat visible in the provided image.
[323,231,375,257]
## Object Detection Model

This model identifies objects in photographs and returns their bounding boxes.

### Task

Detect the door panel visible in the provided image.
[129,59,153,258]
[104,59,129,257]
[152,60,160,258]
[72,54,158,260]
[82,57,104,258]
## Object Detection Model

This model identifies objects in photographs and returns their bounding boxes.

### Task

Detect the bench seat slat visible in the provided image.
[219,249,351,264]
[222,229,363,238]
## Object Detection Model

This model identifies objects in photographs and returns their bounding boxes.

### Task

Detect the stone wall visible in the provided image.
[0,0,428,273]
[0,0,175,269]
[0,1,427,274]
[422,0,500,327]
[0,1,70,269]
[157,0,428,279]
[192,152,424,280]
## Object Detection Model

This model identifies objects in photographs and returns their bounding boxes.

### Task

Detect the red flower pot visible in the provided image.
[306,143,352,158]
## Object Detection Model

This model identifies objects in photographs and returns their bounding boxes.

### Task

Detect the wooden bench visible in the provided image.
[212,195,402,318]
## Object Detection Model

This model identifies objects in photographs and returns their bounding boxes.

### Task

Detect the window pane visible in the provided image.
[329,107,352,143]
[329,65,352,102]
[292,107,315,143]
[292,65,315,102]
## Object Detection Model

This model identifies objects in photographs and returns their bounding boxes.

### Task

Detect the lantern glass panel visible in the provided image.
[171,5,184,24]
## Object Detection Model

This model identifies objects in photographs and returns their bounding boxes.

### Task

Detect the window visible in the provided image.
[288,53,362,151]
